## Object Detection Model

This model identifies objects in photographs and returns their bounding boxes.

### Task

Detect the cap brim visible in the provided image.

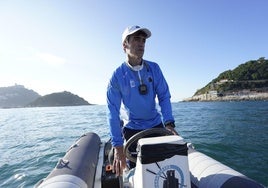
[129,27,151,38]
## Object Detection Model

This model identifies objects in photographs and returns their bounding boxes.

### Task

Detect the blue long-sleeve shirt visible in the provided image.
[106,60,174,146]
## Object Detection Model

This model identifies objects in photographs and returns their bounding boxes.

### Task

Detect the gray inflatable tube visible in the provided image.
[37,132,101,188]
[188,147,264,188]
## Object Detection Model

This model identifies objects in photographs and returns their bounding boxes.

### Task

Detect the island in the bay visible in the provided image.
[27,91,91,107]
[0,84,91,108]
[184,57,268,101]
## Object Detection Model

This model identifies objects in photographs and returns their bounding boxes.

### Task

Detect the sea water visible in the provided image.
[0,101,267,187]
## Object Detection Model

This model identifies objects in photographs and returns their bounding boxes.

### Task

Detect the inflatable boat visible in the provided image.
[36,130,264,188]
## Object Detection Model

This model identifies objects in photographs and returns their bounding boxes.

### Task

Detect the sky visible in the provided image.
[0,0,267,104]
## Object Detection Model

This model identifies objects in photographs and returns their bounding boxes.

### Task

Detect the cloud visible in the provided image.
[36,52,66,66]
[10,46,66,67]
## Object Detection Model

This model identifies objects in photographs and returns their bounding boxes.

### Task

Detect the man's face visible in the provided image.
[124,33,147,59]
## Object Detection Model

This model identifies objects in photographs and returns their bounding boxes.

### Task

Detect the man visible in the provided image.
[106,25,178,176]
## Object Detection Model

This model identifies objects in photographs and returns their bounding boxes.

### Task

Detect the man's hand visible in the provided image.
[165,125,179,135]
[112,146,127,176]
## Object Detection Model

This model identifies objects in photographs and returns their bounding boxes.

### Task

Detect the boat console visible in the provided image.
[131,135,191,188]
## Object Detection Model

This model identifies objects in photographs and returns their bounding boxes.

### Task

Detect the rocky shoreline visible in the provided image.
[183,91,268,102]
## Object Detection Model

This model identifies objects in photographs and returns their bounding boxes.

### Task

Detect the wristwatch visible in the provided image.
[165,121,176,128]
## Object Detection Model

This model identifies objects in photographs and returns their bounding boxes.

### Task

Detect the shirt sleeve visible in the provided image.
[106,71,124,147]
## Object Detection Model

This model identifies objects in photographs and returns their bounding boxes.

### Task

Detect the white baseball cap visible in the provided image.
[122,25,151,43]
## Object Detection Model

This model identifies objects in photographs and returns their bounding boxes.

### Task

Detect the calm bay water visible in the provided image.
[0,101,267,187]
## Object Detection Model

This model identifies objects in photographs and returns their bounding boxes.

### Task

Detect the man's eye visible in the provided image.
[133,36,146,43]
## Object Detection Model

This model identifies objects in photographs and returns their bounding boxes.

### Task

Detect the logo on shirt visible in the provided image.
[130,80,136,88]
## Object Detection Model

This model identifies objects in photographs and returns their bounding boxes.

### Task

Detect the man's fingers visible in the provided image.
[112,159,122,176]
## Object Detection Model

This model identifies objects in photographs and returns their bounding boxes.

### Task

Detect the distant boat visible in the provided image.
[35,129,264,188]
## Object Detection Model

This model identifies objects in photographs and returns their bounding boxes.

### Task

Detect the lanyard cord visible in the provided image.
[137,70,143,85]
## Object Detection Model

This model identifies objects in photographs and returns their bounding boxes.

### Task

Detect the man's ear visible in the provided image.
[123,41,128,52]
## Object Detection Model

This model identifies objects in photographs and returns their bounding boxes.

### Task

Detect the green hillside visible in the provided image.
[195,57,268,95]
[28,91,91,107]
